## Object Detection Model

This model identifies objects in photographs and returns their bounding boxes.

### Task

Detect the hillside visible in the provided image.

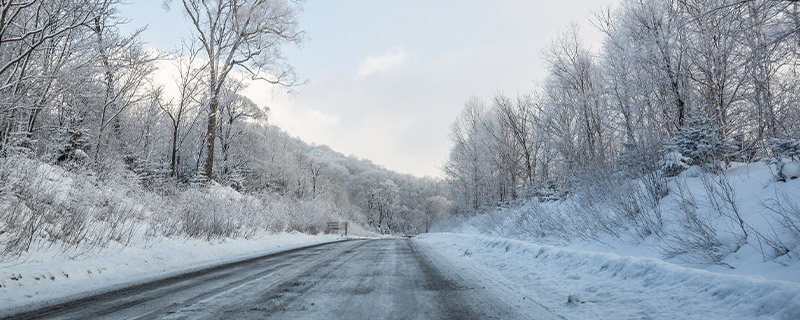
[435,162,800,282]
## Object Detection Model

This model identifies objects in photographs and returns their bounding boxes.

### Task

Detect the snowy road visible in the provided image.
[6,239,557,319]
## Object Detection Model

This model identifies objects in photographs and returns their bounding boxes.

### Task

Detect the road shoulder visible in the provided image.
[413,238,562,320]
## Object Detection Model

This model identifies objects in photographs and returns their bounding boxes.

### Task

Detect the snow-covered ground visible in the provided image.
[418,233,800,320]
[0,232,342,315]
[427,162,800,319]
[438,162,800,282]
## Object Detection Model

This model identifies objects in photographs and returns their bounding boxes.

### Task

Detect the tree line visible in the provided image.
[445,0,800,214]
[0,0,449,239]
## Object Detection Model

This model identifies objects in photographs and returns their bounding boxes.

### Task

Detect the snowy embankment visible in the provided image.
[0,233,342,315]
[437,162,800,283]
[418,233,800,320]
[0,156,375,314]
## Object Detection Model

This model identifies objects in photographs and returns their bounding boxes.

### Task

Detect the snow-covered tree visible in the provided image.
[669,110,736,168]
[168,0,302,180]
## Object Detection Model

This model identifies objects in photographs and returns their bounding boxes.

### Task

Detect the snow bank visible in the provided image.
[0,233,342,315]
[434,162,800,282]
[418,233,800,320]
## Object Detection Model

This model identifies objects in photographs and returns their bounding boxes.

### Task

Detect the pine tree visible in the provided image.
[668,110,736,169]
[53,119,91,164]
[766,135,800,181]
[769,136,800,161]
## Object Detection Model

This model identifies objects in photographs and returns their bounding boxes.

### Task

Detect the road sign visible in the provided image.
[327,222,349,236]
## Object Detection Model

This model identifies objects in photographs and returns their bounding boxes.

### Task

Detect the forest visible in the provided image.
[442,0,800,264]
[0,0,448,259]
[1,0,800,267]
[2,1,800,318]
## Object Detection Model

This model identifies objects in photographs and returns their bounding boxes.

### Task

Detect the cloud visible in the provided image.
[134,0,611,178]
[303,109,341,127]
[357,48,409,77]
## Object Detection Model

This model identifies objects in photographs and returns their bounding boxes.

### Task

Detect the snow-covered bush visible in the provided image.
[766,137,800,181]
[700,173,748,246]
[449,200,572,243]
[260,193,333,234]
[761,187,800,260]
[0,157,353,261]
[178,185,252,240]
[660,151,690,177]
[618,140,662,175]
[662,177,727,265]
[564,167,669,241]
[567,172,626,240]
[770,137,800,161]
[173,184,339,241]
[441,166,670,243]
[527,185,567,202]
[0,157,144,258]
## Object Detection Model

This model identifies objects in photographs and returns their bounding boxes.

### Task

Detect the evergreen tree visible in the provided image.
[668,110,736,168]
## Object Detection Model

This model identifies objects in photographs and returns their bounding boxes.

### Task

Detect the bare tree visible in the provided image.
[215,79,266,184]
[493,93,541,187]
[168,0,303,180]
[0,0,106,155]
[91,17,159,162]
[159,42,204,177]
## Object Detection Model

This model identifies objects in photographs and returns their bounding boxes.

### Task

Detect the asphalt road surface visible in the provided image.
[6,239,559,320]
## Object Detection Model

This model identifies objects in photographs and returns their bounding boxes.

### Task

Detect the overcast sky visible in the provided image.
[120,0,613,177]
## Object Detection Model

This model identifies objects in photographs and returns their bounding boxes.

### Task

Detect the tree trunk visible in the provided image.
[204,96,218,179]
[171,126,178,177]
[93,17,117,160]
